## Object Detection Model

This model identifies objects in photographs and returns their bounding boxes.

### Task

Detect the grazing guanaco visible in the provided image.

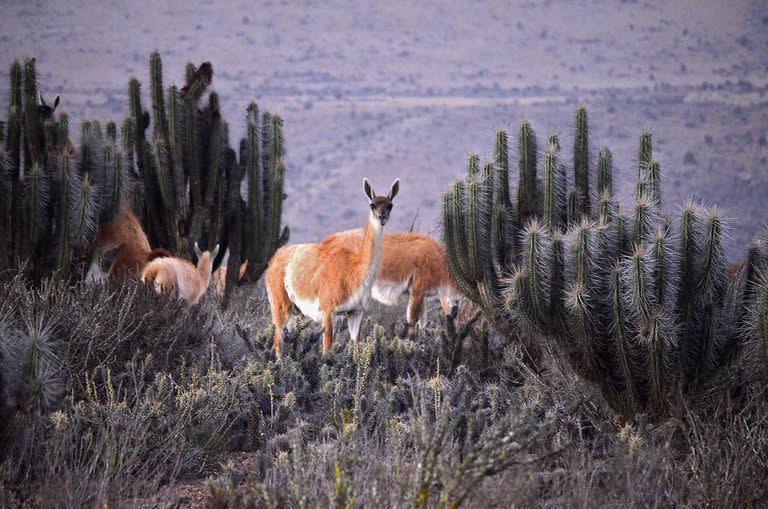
[266,178,399,356]
[92,206,170,278]
[141,242,220,307]
[327,230,461,329]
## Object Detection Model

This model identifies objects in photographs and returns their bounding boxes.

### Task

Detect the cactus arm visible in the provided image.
[22,58,41,168]
[149,52,169,139]
[204,92,222,210]
[517,120,537,228]
[573,106,590,216]
[638,130,653,179]
[243,104,263,281]
[597,147,613,197]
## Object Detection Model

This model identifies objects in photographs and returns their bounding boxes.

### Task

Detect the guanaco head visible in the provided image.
[194,242,220,278]
[363,178,400,226]
[37,93,61,121]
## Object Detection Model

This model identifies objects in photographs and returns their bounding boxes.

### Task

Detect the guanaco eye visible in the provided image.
[370,204,375,210]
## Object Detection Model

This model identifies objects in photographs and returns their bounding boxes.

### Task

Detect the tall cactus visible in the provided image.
[517,120,537,228]
[596,147,613,197]
[442,106,761,418]
[573,106,590,218]
[126,53,289,301]
[638,129,653,178]
[492,130,515,267]
[542,148,565,233]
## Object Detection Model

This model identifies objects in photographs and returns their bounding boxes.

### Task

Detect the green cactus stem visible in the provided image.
[573,106,590,216]
[517,120,537,228]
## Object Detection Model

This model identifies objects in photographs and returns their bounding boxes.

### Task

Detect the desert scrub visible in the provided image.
[1,270,765,508]
[1,266,558,507]
[0,273,262,507]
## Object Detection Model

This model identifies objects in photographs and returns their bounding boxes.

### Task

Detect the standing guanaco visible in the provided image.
[265,178,399,356]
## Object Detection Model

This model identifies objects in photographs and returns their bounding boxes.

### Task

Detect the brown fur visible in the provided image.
[141,244,219,307]
[266,179,399,356]
[93,207,155,278]
[328,229,460,325]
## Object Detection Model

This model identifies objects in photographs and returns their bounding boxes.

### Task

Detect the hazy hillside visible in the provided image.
[1,0,766,255]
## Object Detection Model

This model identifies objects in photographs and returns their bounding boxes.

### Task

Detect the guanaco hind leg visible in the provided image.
[322,311,334,354]
[406,292,426,328]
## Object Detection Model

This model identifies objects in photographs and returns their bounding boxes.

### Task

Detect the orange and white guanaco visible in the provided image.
[265,178,399,356]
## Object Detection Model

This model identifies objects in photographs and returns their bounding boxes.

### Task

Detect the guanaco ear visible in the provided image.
[39,92,47,107]
[53,94,60,110]
[211,244,220,259]
[363,178,375,201]
[194,242,202,260]
[388,178,400,200]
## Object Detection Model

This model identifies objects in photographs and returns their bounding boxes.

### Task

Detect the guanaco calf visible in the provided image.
[327,230,460,329]
[141,242,220,307]
[266,178,399,356]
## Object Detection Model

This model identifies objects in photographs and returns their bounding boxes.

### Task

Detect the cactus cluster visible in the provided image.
[1,54,289,296]
[125,53,288,302]
[0,59,126,282]
[443,106,768,417]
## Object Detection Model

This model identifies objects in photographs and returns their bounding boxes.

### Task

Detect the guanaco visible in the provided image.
[92,205,170,278]
[327,230,460,329]
[211,261,249,298]
[266,178,399,356]
[36,93,80,160]
[141,242,220,307]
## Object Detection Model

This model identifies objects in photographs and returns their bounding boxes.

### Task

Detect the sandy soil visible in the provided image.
[1,0,766,256]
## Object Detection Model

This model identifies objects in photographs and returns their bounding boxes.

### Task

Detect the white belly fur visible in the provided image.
[284,244,324,323]
[371,279,411,306]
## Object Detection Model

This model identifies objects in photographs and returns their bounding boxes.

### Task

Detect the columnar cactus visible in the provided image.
[0,59,120,282]
[542,147,566,233]
[596,147,612,197]
[442,106,763,418]
[517,120,537,228]
[573,106,590,217]
[126,53,289,300]
[638,129,653,177]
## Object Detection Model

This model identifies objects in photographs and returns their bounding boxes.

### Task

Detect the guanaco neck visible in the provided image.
[197,256,213,285]
[353,212,385,294]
